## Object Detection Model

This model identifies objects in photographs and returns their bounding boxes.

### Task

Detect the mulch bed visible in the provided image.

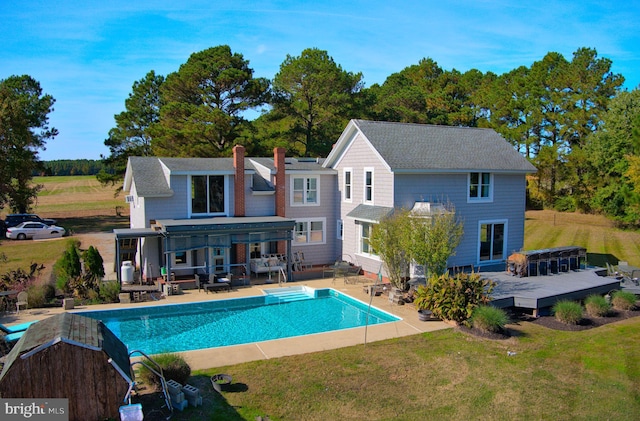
[457,305,640,339]
[527,307,640,331]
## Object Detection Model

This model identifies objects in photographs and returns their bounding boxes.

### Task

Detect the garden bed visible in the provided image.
[527,307,640,331]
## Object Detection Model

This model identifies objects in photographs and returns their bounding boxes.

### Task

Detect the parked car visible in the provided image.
[4,214,56,228]
[6,222,65,240]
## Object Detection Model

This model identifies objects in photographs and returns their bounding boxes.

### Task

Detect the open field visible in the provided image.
[524,210,640,267]
[1,175,129,227]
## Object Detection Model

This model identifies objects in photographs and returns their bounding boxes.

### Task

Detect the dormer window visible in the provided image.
[191,175,226,215]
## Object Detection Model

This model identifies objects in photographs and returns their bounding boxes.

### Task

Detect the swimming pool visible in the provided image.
[77,287,400,354]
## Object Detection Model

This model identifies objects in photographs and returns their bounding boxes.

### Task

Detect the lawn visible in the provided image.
[170,318,640,420]
[524,210,640,267]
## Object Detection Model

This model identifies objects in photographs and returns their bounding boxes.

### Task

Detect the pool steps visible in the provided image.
[263,286,315,304]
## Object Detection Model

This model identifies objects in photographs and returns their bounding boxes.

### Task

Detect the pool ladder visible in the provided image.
[126,350,173,414]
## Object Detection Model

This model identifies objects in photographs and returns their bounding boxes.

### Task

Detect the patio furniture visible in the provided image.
[0,320,37,343]
[330,261,362,284]
[16,291,28,313]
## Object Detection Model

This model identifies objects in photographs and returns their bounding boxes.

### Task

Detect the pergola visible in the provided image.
[114,216,295,285]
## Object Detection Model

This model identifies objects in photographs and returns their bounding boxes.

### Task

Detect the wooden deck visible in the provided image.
[484,268,621,316]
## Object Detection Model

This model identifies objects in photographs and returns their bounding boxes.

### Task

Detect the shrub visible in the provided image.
[139,353,191,390]
[26,284,48,308]
[552,300,583,325]
[554,196,576,212]
[99,280,121,303]
[610,290,637,311]
[584,294,611,317]
[471,305,509,333]
[82,246,105,282]
[54,239,82,293]
[414,272,495,326]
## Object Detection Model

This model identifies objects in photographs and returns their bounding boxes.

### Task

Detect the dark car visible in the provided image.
[4,214,57,228]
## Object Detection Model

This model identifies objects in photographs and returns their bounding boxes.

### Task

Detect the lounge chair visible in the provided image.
[0,320,37,343]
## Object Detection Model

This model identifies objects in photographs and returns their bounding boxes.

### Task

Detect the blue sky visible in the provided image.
[2,1,639,161]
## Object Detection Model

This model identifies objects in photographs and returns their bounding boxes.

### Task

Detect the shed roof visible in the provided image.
[0,313,131,384]
[346,204,394,222]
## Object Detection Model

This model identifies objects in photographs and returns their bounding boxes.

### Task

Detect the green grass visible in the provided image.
[166,319,640,420]
[552,300,584,325]
[0,237,68,273]
[471,305,509,332]
[524,210,640,267]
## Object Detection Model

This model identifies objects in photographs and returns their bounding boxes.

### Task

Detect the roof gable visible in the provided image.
[325,120,537,173]
[0,313,131,384]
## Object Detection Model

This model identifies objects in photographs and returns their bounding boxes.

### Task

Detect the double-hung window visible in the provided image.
[292,177,318,205]
[364,168,374,203]
[191,175,226,215]
[294,218,325,244]
[343,168,352,201]
[468,172,492,202]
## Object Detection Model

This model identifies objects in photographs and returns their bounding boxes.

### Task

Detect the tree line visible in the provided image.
[3,45,640,226]
[35,159,108,176]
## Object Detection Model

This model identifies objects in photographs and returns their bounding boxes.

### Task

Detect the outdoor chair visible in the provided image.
[16,291,28,313]
[606,262,621,278]
[0,320,37,343]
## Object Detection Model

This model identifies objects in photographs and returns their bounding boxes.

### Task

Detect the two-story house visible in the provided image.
[322,120,537,277]
[115,119,535,284]
[115,146,337,283]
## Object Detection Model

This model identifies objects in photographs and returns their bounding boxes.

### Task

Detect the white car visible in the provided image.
[6,221,66,240]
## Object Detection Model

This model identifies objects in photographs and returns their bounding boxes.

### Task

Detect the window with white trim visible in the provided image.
[359,221,377,256]
[292,176,318,205]
[191,175,226,214]
[468,172,492,202]
[337,219,343,240]
[364,168,374,203]
[479,221,505,262]
[294,218,325,244]
[343,168,352,201]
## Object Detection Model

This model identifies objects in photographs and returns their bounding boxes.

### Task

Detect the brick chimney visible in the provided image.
[274,147,286,217]
[233,145,247,266]
[274,147,287,255]
[233,145,245,217]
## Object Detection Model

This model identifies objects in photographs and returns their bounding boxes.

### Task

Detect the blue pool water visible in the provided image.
[77,287,400,354]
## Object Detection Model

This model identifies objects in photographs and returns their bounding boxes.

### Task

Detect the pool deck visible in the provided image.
[1,276,449,370]
[483,268,622,316]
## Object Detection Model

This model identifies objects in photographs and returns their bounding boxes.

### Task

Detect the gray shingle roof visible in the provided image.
[346,204,394,222]
[353,120,537,173]
[160,157,236,172]
[250,157,333,172]
[128,157,173,197]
